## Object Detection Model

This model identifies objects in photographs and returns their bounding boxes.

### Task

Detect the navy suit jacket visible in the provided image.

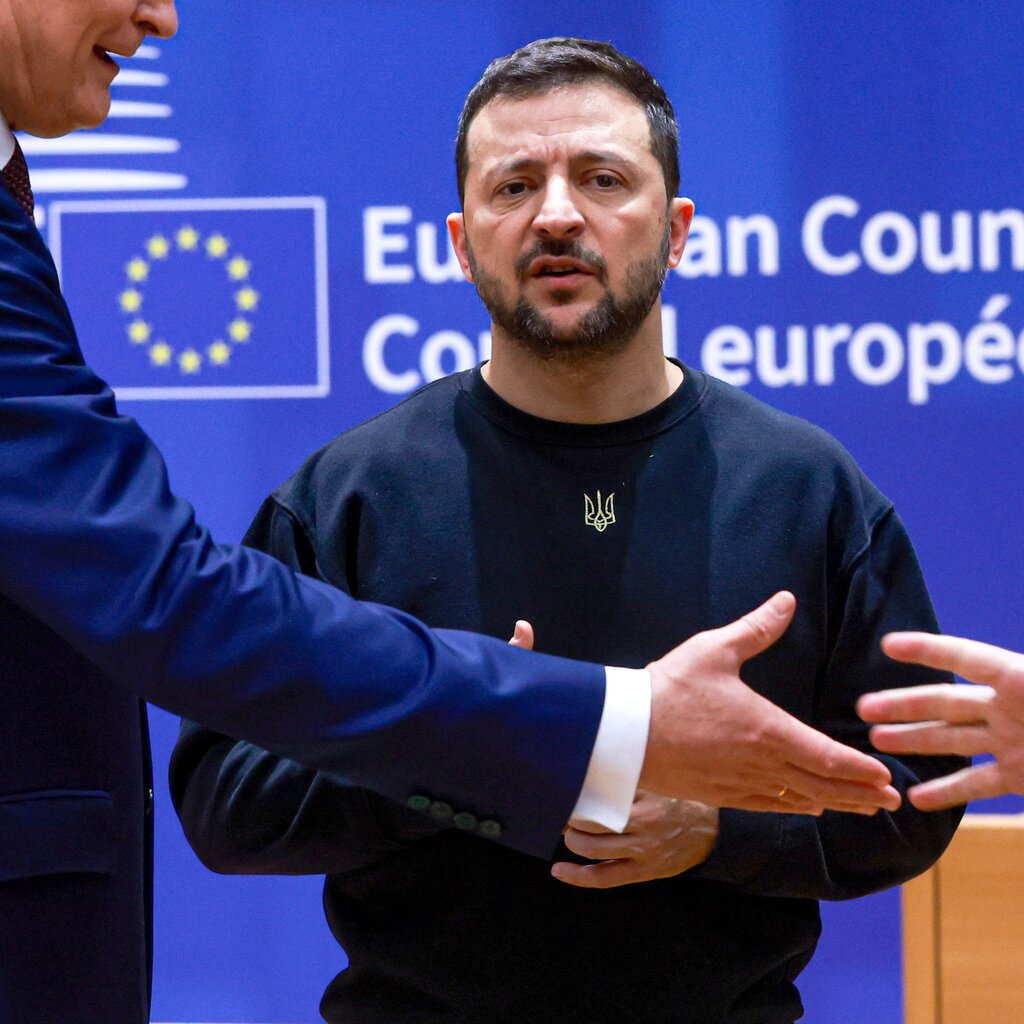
[0,182,604,1021]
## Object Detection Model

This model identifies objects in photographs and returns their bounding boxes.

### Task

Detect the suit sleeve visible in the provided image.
[0,188,604,860]
[692,509,966,899]
[170,499,444,875]
[170,720,444,876]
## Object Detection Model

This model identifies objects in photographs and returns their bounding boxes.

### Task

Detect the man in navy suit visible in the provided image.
[0,3,898,1020]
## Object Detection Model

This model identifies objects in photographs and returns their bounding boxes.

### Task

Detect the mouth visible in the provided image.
[529,258,596,281]
[93,47,120,69]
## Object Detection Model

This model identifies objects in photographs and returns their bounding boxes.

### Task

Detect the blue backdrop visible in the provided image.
[24,3,1024,1021]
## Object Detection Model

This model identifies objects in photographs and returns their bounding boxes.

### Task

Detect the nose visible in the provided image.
[135,0,179,40]
[531,175,584,240]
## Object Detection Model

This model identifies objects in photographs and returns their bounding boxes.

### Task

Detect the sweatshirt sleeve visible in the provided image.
[692,509,965,899]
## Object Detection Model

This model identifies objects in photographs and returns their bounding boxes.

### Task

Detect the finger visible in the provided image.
[772,712,893,786]
[882,632,1022,685]
[770,795,825,814]
[805,802,882,816]
[732,796,881,816]
[508,620,535,650]
[736,796,825,815]
[777,763,902,812]
[770,778,901,811]
[712,779,899,814]
[857,684,993,724]
[907,761,1007,810]
[563,827,632,861]
[756,773,901,812]
[650,780,824,815]
[869,721,992,757]
[551,859,647,889]
[564,817,614,836]
[784,780,901,813]
[711,590,796,665]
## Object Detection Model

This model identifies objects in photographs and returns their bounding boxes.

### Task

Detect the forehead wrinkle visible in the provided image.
[466,82,653,185]
[473,134,651,190]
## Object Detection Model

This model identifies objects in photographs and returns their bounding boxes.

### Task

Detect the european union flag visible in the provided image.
[50,197,329,399]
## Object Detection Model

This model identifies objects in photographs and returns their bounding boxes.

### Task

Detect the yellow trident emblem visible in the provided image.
[584,491,616,532]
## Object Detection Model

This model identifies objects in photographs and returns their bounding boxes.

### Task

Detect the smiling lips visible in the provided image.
[94,45,136,69]
[92,48,121,77]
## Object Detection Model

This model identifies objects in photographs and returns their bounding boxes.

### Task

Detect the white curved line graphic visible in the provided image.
[31,170,188,193]
[21,135,180,155]
[112,70,169,87]
[108,101,173,119]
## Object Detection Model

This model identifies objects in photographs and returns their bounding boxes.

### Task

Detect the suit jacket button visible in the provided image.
[429,801,454,822]
[406,794,431,813]
[478,819,502,839]
[453,812,478,831]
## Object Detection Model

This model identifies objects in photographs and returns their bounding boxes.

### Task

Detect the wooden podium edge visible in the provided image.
[902,865,941,1024]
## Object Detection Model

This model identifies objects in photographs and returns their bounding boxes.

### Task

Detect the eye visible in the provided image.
[590,173,622,190]
[498,181,530,197]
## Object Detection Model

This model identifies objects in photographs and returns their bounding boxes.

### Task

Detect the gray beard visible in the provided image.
[467,234,670,364]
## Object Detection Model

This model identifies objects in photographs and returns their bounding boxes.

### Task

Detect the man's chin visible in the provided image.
[75,97,113,132]
[531,302,598,334]
[519,316,592,349]
[541,321,591,343]
[25,102,111,138]
[510,322,630,362]
[66,84,114,134]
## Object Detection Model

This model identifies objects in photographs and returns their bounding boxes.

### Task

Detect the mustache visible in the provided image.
[514,240,607,281]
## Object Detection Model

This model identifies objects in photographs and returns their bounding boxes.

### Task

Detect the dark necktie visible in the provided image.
[2,138,35,220]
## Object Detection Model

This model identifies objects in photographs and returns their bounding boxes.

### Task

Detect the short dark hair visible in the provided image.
[455,37,680,205]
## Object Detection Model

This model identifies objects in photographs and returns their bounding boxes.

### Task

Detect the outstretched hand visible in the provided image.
[858,632,1024,809]
[641,592,899,815]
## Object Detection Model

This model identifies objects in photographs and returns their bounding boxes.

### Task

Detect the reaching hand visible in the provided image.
[858,632,1024,809]
[641,591,899,815]
[552,790,719,889]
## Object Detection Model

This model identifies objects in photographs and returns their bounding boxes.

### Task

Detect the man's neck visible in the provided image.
[482,313,682,424]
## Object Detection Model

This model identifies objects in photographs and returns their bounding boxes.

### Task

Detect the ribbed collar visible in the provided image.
[459,359,707,448]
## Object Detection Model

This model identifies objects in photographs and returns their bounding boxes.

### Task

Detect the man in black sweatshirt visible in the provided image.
[172,37,962,1024]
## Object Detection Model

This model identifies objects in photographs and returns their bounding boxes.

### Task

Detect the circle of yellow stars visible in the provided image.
[118,224,259,376]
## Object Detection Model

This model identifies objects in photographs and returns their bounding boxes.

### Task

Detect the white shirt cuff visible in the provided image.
[0,112,15,169]
[569,667,651,832]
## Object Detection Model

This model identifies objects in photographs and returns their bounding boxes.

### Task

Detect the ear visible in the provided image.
[666,197,694,269]
[446,212,475,283]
